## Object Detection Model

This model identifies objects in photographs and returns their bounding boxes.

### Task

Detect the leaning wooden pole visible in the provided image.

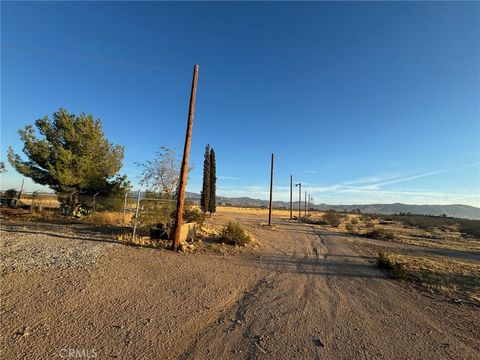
[268,153,274,226]
[172,64,199,251]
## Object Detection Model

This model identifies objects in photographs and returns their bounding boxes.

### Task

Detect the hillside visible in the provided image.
[185,192,480,219]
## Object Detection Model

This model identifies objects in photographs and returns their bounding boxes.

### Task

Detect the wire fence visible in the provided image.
[0,189,199,240]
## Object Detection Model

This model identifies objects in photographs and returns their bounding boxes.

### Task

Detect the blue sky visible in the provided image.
[1,2,479,206]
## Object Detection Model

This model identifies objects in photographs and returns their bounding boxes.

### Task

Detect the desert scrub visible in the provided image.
[364,228,395,241]
[220,222,252,246]
[363,216,374,228]
[377,253,480,304]
[84,211,133,227]
[183,206,205,227]
[323,210,342,227]
[376,252,406,279]
[300,216,328,225]
[345,222,357,234]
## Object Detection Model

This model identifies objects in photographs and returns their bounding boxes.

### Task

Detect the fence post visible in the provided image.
[31,191,37,213]
[18,178,24,200]
[132,190,141,241]
[123,192,128,220]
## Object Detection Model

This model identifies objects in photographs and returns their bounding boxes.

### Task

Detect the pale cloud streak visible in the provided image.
[216,161,480,206]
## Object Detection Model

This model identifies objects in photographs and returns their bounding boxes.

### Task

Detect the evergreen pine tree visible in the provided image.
[200,144,211,214]
[7,108,127,195]
[208,148,217,215]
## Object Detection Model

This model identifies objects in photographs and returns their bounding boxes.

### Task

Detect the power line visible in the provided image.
[2,43,186,73]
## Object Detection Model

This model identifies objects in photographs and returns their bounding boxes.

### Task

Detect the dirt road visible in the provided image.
[1,211,479,359]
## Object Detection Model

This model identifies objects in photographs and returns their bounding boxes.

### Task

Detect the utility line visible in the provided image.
[2,43,186,73]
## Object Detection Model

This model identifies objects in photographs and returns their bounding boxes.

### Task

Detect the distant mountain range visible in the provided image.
[184,192,480,220]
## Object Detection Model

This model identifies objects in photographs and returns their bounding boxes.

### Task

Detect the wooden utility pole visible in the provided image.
[289,175,293,219]
[296,183,301,219]
[304,190,307,217]
[268,153,274,226]
[172,64,199,251]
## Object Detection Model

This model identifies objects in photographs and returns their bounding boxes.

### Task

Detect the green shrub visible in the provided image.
[220,221,252,246]
[137,200,176,234]
[102,196,125,212]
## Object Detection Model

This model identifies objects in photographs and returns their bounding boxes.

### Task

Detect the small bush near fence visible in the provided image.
[135,200,176,235]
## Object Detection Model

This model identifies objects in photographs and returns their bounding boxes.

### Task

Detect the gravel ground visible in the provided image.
[0,224,112,274]
[1,213,479,359]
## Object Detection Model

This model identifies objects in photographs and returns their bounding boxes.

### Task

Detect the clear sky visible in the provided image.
[1,1,479,206]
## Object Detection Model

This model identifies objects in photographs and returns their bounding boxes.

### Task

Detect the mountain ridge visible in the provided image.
[184,192,480,219]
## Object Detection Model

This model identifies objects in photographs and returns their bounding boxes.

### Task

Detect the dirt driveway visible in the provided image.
[1,210,479,359]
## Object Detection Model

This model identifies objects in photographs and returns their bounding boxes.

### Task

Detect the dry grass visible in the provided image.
[332,214,480,253]
[113,233,169,248]
[83,211,133,227]
[217,206,292,217]
[17,196,61,209]
[379,252,480,305]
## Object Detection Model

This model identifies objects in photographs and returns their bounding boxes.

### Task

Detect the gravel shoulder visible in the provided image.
[1,211,479,359]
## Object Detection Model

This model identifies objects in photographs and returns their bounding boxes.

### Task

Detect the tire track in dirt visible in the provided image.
[318,231,480,359]
[177,220,341,359]
[180,216,479,359]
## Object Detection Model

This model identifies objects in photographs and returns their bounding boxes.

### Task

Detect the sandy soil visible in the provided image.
[1,210,479,359]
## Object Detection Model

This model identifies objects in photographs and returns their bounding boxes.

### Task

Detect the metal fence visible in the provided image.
[0,189,199,240]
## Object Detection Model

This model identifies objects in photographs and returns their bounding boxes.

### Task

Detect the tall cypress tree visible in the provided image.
[208,148,217,215]
[200,144,211,214]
